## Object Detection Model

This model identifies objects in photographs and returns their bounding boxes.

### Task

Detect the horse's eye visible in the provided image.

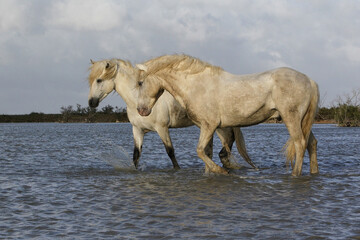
[97,79,102,84]
[138,81,143,87]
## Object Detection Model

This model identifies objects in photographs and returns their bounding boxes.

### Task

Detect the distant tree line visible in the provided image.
[315,88,359,127]
[59,104,128,122]
[60,104,126,116]
[0,90,359,126]
[0,104,128,123]
[332,89,360,127]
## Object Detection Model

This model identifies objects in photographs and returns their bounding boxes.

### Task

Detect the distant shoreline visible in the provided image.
[0,112,129,123]
[0,113,336,124]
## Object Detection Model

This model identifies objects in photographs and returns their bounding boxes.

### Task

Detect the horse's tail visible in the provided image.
[285,79,319,167]
[233,127,258,169]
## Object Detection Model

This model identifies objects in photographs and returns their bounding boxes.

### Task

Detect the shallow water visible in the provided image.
[0,123,359,239]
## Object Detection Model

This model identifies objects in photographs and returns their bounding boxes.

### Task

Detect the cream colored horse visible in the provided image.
[87,59,257,170]
[136,55,320,176]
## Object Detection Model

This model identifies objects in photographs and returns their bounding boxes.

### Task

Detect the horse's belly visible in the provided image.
[168,99,194,128]
[220,107,277,127]
[169,111,194,128]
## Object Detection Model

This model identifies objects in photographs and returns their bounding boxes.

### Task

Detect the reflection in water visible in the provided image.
[0,123,359,239]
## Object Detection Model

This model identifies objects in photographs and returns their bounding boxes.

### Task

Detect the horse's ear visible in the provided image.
[90,59,95,64]
[136,64,148,72]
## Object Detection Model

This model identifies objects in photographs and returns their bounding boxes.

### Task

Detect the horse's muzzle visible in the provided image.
[137,107,151,116]
[88,98,99,108]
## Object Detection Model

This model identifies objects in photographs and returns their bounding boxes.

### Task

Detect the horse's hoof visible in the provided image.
[215,166,229,175]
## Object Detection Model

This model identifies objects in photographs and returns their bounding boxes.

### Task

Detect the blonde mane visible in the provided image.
[143,54,223,77]
[88,59,133,86]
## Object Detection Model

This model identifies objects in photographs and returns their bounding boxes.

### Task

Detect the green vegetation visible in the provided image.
[332,89,360,127]
[314,89,360,127]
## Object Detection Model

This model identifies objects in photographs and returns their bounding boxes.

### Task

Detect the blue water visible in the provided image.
[0,123,359,239]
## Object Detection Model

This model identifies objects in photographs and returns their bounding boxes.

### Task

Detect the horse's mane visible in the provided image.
[143,54,223,76]
[88,59,133,86]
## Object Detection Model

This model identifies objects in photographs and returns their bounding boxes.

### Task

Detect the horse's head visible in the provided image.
[88,59,118,108]
[135,64,164,116]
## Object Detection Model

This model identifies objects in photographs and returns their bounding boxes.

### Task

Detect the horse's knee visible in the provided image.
[197,146,211,160]
[196,146,204,156]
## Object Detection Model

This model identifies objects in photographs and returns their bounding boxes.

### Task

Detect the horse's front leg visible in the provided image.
[204,135,214,159]
[197,125,228,175]
[156,127,180,169]
[132,126,144,169]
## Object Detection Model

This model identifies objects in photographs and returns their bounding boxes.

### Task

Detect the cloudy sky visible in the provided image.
[1,0,359,114]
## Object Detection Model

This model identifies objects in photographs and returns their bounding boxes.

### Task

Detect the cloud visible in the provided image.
[1,0,360,113]
[47,0,126,31]
[0,0,29,32]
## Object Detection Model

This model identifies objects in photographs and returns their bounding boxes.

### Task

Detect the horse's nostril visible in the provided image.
[89,98,99,108]
[137,107,151,116]
[136,107,142,115]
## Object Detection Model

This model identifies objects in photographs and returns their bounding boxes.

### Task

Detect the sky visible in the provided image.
[0,0,359,114]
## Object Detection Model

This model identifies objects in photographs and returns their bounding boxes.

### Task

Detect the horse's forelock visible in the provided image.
[88,59,119,86]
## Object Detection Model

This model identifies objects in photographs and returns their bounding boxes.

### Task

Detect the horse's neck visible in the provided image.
[158,74,188,109]
[114,68,138,109]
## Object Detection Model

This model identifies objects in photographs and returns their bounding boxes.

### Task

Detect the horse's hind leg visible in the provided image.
[215,128,234,169]
[216,127,257,169]
[132,126,144,169]
[156,127,180,169]
[283,119,307,176]
[307,131,319,174]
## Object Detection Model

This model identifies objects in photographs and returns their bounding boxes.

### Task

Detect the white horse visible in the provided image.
[135,54,320,176]
[87,59,257,170]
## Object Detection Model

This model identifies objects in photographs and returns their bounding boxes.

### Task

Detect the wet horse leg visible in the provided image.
[198,124,228,174]
[216,127,257,169]
[132,126,144,169]
[156,127,180,169]
[205,135,214,159]
[284,120,307,176]
[307,131,319,174]
[215,128,234,169]
[204,136,214,173]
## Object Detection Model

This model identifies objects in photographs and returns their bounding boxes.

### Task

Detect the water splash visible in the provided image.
[101,145,136,171]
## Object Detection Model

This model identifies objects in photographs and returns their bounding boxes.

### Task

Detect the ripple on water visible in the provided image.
[0,123,359,239]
